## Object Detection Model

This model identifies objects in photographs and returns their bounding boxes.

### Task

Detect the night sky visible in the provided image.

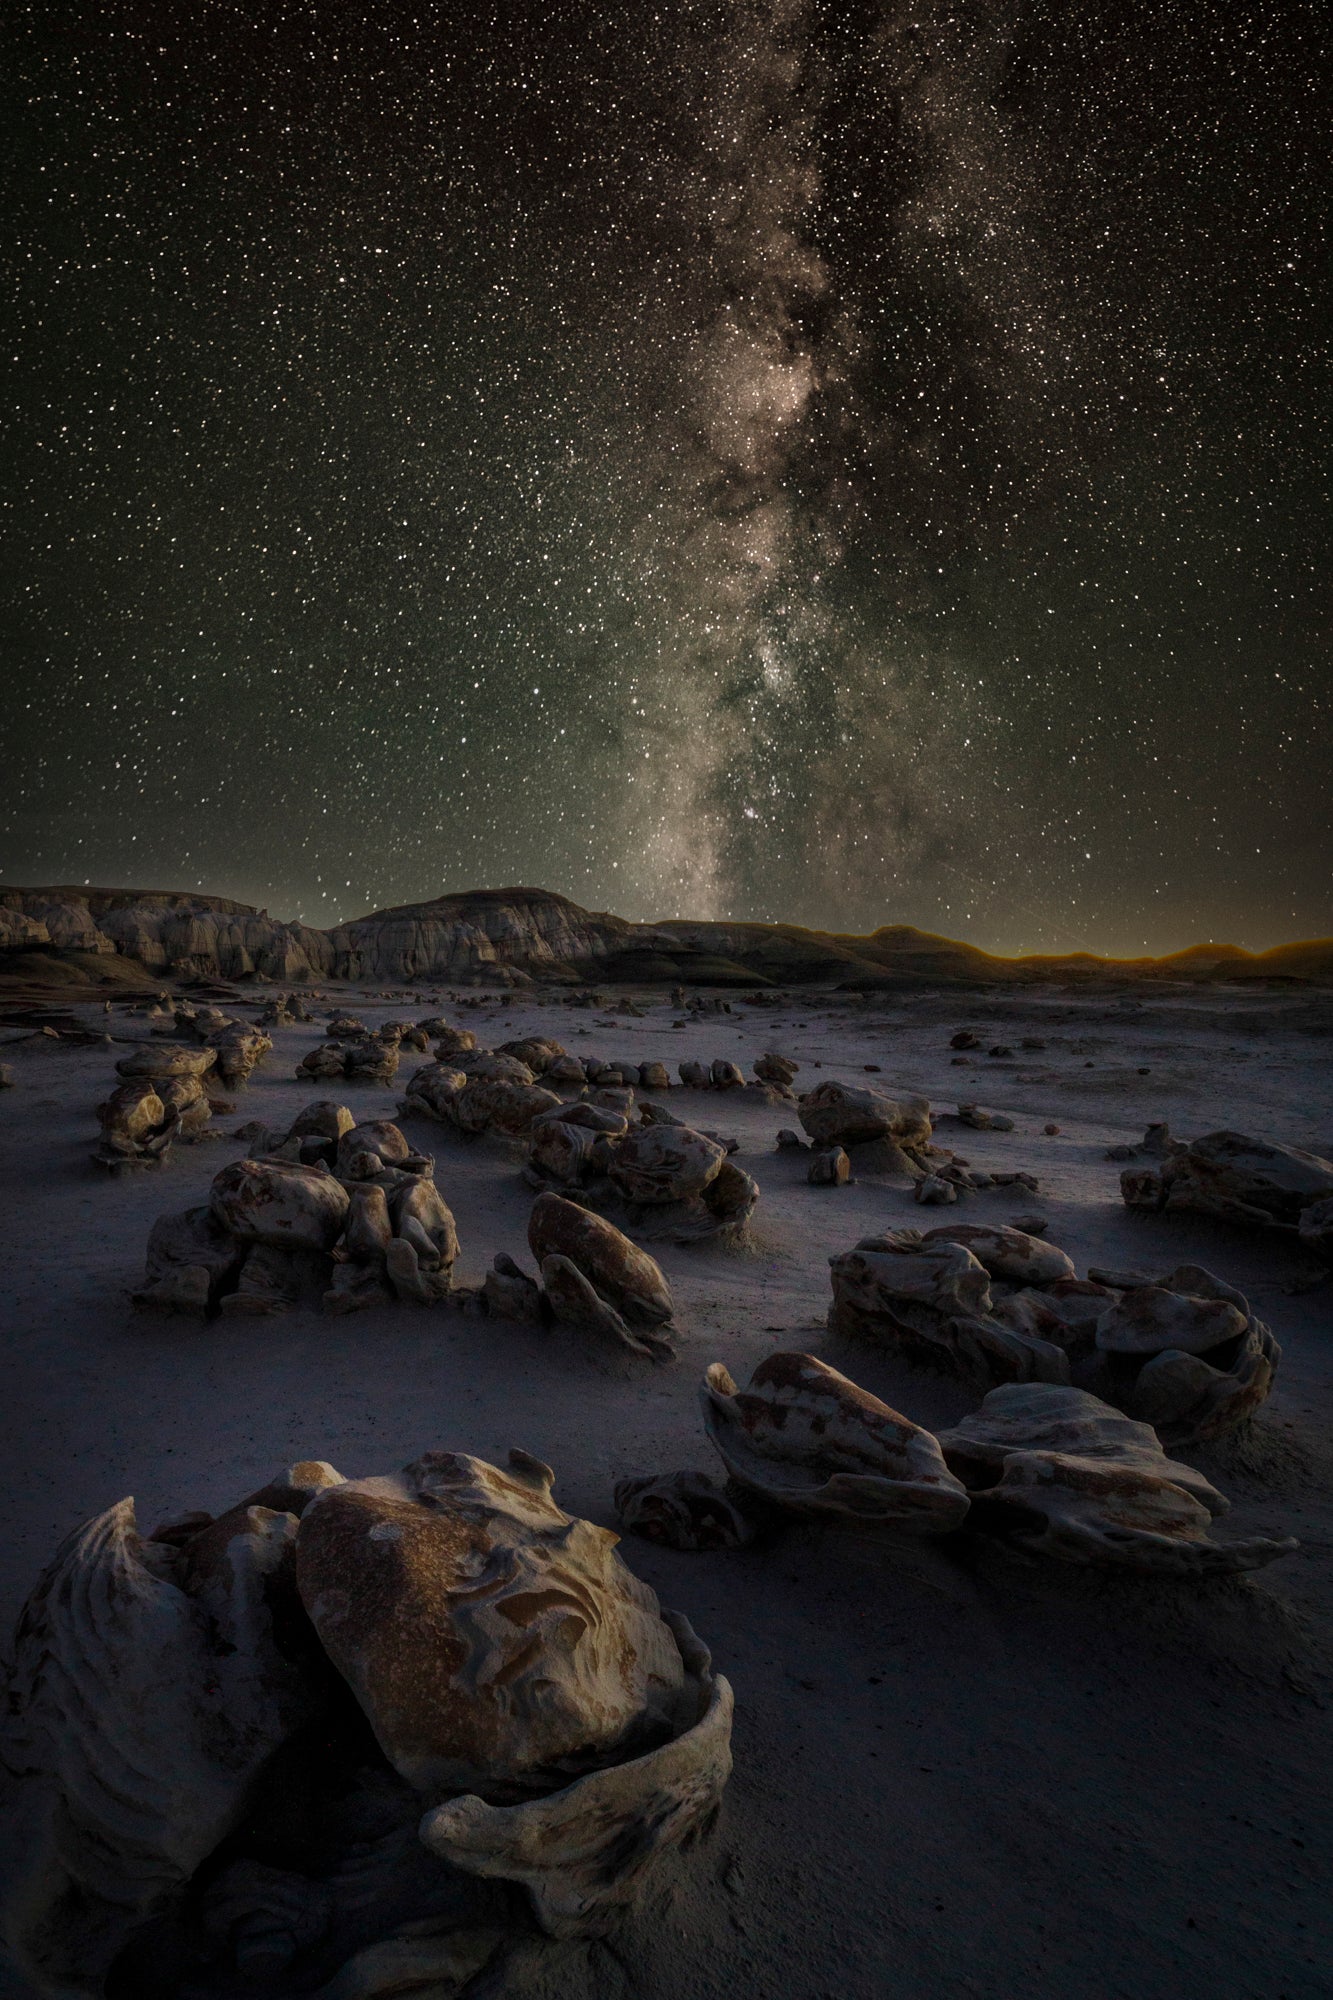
[2,0,1326,955]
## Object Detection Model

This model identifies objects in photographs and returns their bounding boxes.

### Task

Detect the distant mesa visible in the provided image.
[1,882,1330,993]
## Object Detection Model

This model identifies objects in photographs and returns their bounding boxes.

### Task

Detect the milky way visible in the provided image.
[2,0,1326,952]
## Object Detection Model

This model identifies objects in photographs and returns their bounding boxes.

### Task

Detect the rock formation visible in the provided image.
[5,881,1333,989]
[1121,1127,1333,1257]
[1,1450,733,1992]
[938,1384,1298,1573]
[827,1226,1280,1442]
[521,1097,759,1245]
[614,1471,757,1552]
[93,1044,228,1171]
[295,1449,686,1801]
[133,1114,459,1317]
[700,1352,971,1530]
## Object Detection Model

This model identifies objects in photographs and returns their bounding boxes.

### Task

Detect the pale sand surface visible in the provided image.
[2,983,1332,1997]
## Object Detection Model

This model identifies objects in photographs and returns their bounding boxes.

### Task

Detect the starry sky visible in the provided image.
[2,0,1327,955]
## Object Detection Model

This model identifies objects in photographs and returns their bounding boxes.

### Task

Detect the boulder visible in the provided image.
[702,1352,970,1530]
[296,1042,346,1080]
[606,1124,727,1206]
[613,1471,756,1552]
[540,1255,674,1363]
[481,1252,545,1323]
[156,1073,213,1139]
[210,1158,350,1251]
[134,1204,248,1315]
[334,1119,421,1179]
[919,1224,1077,1287]
[454,1078,563,1137]
[432,1026,478,1059]
[828,1232,1071,1388]
[289,1100,356,1144]
[939,1384,1297,1574]
[528,1193,673,1329]
[116,1043,218,1080]
[528,1117,597,1187]
[797,1081,932,1151]
[0,1497,320,1994]
[497,1038,566,1074]
[94,1078,177,1170]
[808,1146,851,1186]
[419,1610,731,1939]
[294,1449,687,1803]
[344,1037,399,1085]
[400,1062,468,1122]
[458,1051,536,1084]
[1121,1129,1333,1231]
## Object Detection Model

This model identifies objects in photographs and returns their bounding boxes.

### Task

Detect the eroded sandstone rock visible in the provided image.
[1121,1129,1333,1234]
[614,1471,756,1551]
[939,1383,1297,1573]
[211,1158,351,1251]
[528,1193,673,1330]
[701,1351,970,1529]
[294,1450,686,1802]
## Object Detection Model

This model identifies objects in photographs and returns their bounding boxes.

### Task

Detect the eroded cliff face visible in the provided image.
[0,888,335,984]
[3,884,1330,990]
[324,889,651,984]
[0,886,652,987]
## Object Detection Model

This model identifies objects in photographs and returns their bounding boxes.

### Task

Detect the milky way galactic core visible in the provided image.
[2,0,1326,953]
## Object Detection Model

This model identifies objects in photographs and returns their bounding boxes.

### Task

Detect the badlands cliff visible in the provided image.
[2,883,1331,991]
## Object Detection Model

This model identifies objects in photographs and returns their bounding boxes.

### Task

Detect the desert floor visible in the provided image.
[2,980,1332,1999]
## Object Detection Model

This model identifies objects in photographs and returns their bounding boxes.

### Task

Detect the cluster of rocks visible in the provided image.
[397,1034,769,1237]
[133,1112,459,1317]
[827,1222,1277,1444]
[131,1114,685,1356]
[152,1000,274,1087]
[1,1448,732,1997]
[93,1044,232,1173]
[255,991,316,1027]
[524,1101,759,1245]
[1117,1124,1333,1263]
[772,1079,1037,1205]
[616,1350,1297,1577]
[296,1014,437,1086]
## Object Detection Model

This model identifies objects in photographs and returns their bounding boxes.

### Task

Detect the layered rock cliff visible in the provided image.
[2,884,1330,989]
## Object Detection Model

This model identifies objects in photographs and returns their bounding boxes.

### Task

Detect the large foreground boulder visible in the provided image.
[2,1449,734,1987]
[295,1449,686,1802]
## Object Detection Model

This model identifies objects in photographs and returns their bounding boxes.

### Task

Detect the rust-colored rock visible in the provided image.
[294,1449,686,1802]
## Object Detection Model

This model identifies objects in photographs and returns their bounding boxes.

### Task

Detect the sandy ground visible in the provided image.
[2,981,1333,1998]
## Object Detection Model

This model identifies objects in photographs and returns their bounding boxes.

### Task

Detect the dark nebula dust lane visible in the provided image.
[1,0,1326,954]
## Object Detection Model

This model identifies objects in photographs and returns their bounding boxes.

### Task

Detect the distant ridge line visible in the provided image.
[1,883,1330,989]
